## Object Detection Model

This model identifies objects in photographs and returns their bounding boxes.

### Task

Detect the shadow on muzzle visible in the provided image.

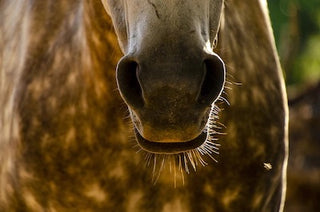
[116,52,225,154]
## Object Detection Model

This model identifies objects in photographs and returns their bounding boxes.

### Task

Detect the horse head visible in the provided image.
[102,0,225,154]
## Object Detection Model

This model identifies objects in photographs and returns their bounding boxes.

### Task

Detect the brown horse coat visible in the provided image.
[0,0,288,211]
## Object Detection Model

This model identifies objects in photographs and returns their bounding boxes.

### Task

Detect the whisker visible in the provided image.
[169,155,172,173]
[174,156,177,188]
[183,152,190,174]
[206,152,218,163]
[178,154,185,186]
[154,155,165,184]
[152,155,157,182]
[187,152,196,172]
[195,149,208,166]
[134,94,226,185]
[219,96,230,106]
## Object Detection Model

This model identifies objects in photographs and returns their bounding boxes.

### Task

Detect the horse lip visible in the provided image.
[134,128,207,154]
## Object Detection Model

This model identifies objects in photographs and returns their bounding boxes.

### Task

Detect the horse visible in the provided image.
[0,0,288,211]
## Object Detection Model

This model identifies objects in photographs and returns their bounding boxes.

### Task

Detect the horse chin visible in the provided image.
[134,128,207,154]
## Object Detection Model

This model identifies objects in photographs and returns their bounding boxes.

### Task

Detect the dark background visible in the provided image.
[269,1,320,211]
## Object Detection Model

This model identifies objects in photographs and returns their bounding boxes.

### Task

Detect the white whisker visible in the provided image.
[135,94,227,185]
[152,155,157,182]
[219,96,230,105]
[183,153,190,174]
[187,151,196,171]
[174,156,177,188]
[207,153,218,163]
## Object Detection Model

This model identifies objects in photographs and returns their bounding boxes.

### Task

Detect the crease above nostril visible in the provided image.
[116,57,144,108]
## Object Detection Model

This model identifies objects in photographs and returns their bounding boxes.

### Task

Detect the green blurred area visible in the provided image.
[268,0,320,97]
[269,2,320,211]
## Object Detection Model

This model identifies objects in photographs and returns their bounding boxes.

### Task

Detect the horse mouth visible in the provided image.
[134,128,207,154]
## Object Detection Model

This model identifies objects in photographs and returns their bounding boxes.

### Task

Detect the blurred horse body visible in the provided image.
[0,0,288,211]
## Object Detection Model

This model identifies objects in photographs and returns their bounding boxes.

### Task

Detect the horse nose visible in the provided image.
[116,54,225,110]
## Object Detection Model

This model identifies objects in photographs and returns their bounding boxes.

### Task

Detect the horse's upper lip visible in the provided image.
[134,128,207,154]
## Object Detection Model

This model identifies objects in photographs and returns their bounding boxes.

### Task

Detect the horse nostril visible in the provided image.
[197,55,225,105]
[116,57,144,108]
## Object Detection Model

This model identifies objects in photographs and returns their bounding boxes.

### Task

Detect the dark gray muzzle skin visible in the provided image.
[116,44,225,153]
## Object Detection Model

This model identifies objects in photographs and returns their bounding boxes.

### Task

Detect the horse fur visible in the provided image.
[0,0,288,211]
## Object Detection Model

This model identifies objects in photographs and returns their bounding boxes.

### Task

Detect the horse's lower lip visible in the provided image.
[134,128,207,154]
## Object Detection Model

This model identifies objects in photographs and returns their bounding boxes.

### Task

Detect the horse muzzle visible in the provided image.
[116,49,225,154]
